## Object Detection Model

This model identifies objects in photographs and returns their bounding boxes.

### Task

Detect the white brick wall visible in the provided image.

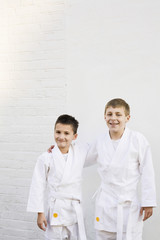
[0,1,66,239]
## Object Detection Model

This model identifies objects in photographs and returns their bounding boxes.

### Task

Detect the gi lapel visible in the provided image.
[99,130,116,168]
[111,127,131,168]
[60,144,74,184]
[101,128,131,170]
[51,144,67,181]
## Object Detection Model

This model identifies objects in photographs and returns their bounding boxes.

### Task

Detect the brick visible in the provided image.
[0,1,66,239]
[11,68,65,80]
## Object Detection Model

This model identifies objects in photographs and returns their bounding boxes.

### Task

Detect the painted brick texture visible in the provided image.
[0,1,66,239]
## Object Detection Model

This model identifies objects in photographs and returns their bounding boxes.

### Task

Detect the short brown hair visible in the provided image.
[104,98,130,116]
[55,114,79,134]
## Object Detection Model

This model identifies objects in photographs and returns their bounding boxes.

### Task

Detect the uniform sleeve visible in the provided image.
[139,139,157,207]
[84,140,98,167]
[27,153,50,212]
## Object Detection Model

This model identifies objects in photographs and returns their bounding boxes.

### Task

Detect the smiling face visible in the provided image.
[104,106,130,139]
[54,123,78,153]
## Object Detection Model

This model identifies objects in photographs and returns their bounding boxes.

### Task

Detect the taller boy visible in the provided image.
[87,98,156,240]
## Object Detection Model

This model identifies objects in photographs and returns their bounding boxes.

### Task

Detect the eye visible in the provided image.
[56,131,61,134]
[107,113,112,116]
[64,132,69,135]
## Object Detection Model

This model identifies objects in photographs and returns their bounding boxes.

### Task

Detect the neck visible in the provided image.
[109,128,125,140]
[59,147,69,154]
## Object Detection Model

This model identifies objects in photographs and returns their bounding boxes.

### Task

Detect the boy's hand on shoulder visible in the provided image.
[47,145,55,153]
[37,212,47,231]
[140,207,153,221]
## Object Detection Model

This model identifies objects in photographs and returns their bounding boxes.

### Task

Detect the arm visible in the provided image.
[49,142,97,166]
[84,141,98,167]
[139,141,157,221]
[27,153,49,213]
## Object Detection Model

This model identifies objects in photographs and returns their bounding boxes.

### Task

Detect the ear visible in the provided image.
[73,133,78,140]
[126,115,130,122]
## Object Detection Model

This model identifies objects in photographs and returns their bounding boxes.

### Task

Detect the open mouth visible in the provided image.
[109,122,119,126]
[57,140,66,143]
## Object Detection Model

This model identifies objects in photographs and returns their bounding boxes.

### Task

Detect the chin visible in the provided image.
[110,129,119,133]
[58,144,66,148]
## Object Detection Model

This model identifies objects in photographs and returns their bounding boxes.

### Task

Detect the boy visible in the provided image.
[27,114,88,240]
[86,98,156,240]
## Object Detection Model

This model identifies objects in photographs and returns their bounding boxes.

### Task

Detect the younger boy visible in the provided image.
[27,114,88,240]
[86,98,156,240]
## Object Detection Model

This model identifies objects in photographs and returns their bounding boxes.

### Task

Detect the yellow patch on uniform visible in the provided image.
[53,213,58,218]
[96,217,100,222]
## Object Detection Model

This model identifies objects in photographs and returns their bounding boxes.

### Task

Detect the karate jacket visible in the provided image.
[27,142,88,240]
[86,127,156,240]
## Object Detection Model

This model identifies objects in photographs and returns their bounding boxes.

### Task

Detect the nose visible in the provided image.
[58,133,65,140]
[110,114,116,120]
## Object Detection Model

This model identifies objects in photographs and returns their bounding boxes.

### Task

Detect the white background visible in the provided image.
[66,0,160,239]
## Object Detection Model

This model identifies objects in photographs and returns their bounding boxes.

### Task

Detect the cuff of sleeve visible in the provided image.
[141,201,157,208]
[27,206,45,212]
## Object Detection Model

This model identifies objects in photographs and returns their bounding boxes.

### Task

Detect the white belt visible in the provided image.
[117,201,132,240]
[50,192,87,240]
[93,186,133,240]
[72,201,87,240]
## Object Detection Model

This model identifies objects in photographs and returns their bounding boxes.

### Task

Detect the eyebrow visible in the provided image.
[55,130,70,133]
[107,111,122,114]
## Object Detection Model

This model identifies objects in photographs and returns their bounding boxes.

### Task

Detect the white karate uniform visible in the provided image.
[27,143,88,240]
[96,230,142,240]
[86,127,156,240]
[45,223,78,240]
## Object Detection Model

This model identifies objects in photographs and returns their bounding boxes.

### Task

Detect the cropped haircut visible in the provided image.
[104,98,130,116]
[55,114,79,134]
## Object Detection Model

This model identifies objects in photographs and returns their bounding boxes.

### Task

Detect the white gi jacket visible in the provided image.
[86,128,156,240]
[27,142,88,240]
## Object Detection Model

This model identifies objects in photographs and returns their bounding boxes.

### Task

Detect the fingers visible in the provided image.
[140,207,153,221]
[140,207,143,216]
[37,213,47,231]
[38,222,46,231]
[44,219,47,228]
[143,209,153,221]
[47,148,51,153]
[47,145,55,153]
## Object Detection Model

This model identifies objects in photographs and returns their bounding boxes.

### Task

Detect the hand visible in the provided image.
[47,145,55,153]
[37,213,47,231]
[140,207,153,221]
